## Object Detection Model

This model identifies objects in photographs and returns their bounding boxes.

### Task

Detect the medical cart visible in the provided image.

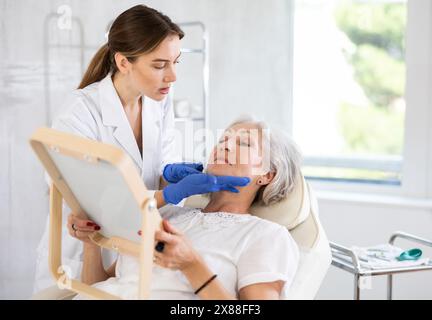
[330,231,432,300]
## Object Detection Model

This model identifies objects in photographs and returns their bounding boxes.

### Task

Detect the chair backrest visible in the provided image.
[184,174,332,299]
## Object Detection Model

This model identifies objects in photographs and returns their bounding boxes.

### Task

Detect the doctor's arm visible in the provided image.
[160,175,169,189]
[153,173,250,208]
[154,190,168,208]
[154,163,205,208]
[154,176,170,207]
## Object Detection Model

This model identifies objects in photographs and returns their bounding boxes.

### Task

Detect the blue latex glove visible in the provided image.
[163,173,251,205]
[163,162,204,183]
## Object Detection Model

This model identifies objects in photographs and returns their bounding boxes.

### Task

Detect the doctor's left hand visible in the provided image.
[162,173,251,205]
[162,162,204,183]
[139,219,199,271]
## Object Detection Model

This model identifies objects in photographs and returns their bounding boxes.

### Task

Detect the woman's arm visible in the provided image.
[67,213,115,284]
[81,243,113,285]
[182,255,283,300]
[181,256,236,300]
[238,281,284,300]
[153,220,284,300]
[153,220,235,299]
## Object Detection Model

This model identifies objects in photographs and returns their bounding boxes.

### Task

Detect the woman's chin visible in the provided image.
[143,90,166,101]
[149,94,165,101]
[206,163,232,176]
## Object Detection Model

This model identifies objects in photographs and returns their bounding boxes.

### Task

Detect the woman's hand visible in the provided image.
[139,220,200,271]
[67,212,101,244]
[162,162,204,183]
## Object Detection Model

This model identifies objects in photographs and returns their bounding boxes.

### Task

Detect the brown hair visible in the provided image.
[78,5,184,89]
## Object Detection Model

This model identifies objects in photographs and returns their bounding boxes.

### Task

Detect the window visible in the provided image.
[292,0,407,185]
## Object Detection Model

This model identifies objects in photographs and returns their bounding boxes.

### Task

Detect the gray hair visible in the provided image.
[227,115,302,205]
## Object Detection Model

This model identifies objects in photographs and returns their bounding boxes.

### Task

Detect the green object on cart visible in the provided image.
[397,248,422,261]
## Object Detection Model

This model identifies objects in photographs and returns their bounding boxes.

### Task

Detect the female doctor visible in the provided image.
[33,5,249,294]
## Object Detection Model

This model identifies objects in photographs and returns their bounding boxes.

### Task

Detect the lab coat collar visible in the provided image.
[98,74,148,169]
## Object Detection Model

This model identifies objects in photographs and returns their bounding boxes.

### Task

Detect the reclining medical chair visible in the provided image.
[30,127,332,300]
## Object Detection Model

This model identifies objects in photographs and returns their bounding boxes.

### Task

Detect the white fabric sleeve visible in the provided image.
[51,92,99,140]
[44,91,99,213]
[157,204,183,219]
[237,225,300,298]
[159,95,181,174]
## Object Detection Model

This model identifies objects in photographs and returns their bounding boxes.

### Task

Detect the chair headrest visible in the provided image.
[184,174,310,230]
[248,174,310,230]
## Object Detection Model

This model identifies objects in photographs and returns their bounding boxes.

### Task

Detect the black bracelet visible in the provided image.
[194,274,217,295]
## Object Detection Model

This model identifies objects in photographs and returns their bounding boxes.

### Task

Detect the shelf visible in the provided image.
[331,252,432,276]
[175,21,209,160]
[181,48,205,54]
[174,117,205,122]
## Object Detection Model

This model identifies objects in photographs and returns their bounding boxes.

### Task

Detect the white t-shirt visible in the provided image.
[78,205,299,300]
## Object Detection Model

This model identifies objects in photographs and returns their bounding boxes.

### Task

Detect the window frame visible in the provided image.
[288,0,432,198]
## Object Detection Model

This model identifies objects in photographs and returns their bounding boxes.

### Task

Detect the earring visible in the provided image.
[258,180,262,184]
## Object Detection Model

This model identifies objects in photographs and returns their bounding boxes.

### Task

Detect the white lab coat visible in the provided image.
[33,74,180,294]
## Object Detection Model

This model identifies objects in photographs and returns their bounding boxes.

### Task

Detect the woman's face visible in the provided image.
[129,34,181,101]
[207,123,269,180]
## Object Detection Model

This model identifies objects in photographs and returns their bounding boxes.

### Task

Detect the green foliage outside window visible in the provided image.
[334,1,406,156]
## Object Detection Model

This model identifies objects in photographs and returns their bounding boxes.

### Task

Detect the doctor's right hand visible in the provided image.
[162,162,204,183]
[67,213,101,244]
[162,173,250,205]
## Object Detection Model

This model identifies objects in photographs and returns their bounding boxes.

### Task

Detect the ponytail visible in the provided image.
[77,5,184,90]
[78,43,112,89]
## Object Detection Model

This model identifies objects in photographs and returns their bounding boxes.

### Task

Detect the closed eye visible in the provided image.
[153,60,180,70]
[240,141,251,147]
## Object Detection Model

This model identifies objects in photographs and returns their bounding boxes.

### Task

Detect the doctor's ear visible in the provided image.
[114,52,133,74]
[256,171,275,186]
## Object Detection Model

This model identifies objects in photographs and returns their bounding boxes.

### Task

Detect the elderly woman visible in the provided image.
[71,117,302,300]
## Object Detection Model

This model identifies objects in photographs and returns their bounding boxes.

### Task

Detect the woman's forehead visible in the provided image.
[225,123,262,137]
[141,35,181,60]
